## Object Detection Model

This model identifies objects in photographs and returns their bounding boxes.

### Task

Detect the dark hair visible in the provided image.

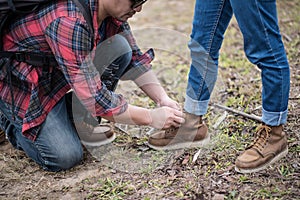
[131,0,147,9]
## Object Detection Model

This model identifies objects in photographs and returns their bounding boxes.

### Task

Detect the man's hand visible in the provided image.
[149,106,185,129]
[158,96,181,111]
[105,104,184,129]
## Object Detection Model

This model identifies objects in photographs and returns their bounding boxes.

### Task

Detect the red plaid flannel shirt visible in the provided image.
[0,0,154,140]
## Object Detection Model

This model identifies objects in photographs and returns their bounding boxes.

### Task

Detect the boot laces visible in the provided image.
[0,129,5,137]
[248,125,271,151]
[195,123,203,129]
[165,126,178,137]
[0,129,5,143]
[166,127,177,134]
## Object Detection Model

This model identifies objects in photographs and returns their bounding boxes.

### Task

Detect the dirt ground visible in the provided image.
[0,0,299,199]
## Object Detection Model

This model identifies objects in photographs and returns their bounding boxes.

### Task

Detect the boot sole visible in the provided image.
[148,135,210,151]
[234,147,289,174]
[81,132,116,147]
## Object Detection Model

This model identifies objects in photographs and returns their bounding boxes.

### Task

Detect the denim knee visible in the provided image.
[41,143,83,172]
[94,34,132,75]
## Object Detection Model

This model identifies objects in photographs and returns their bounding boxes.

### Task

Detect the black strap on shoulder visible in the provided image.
[0,51,58,66]
[73,0,94,48]
[7,0,16,12]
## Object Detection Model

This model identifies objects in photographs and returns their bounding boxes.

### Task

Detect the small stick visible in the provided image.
[192,149,202,163]
[281,32,292,42]
[213,104,262,122]
[114,123,130,135]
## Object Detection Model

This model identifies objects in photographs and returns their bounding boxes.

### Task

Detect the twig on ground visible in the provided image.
[213,104,262,122]
[145,127,156,136]
[281,32,292,42]
[212,111,228,129]
[114,123,130,135]
[192,149,202,163]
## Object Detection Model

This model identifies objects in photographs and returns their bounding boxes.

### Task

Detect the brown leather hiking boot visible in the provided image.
[75,122,116,147]
[148,111,210,150]
[235,124,288,174]
[0,129,6,144]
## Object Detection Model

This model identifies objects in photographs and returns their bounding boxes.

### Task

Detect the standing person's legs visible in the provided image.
[184,0,233,115]
[148,0,234,150]
[0,97,83,171]
[230,0,289,173]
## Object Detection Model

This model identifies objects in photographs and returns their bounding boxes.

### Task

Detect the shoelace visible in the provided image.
[0,129,6,143]
[195,123,204,129]
[0,129,5,137]
[165,127,177,136]
[248,125,271,152]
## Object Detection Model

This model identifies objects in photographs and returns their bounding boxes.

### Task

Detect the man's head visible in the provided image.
[100,0,148,22]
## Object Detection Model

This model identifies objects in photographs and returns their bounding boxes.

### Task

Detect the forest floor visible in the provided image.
[0,0,299,199]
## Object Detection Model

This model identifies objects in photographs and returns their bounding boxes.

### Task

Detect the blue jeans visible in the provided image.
[0,35,132,171]
[0,97,83,171]
[184,0,290,126]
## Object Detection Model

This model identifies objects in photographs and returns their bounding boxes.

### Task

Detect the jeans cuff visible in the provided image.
[184,95,209,116]
[262,108,288,126]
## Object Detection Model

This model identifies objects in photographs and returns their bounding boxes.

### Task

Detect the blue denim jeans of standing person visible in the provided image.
[0,35,132,171]
[184,0,290,126]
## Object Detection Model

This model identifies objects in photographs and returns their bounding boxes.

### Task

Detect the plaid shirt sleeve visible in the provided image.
[106,19,155,81]
[44,16,128,117]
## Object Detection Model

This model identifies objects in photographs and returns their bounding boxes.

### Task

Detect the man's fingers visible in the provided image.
[174,109,184,117]
[173,109,185,125]
[174,116,185,124]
